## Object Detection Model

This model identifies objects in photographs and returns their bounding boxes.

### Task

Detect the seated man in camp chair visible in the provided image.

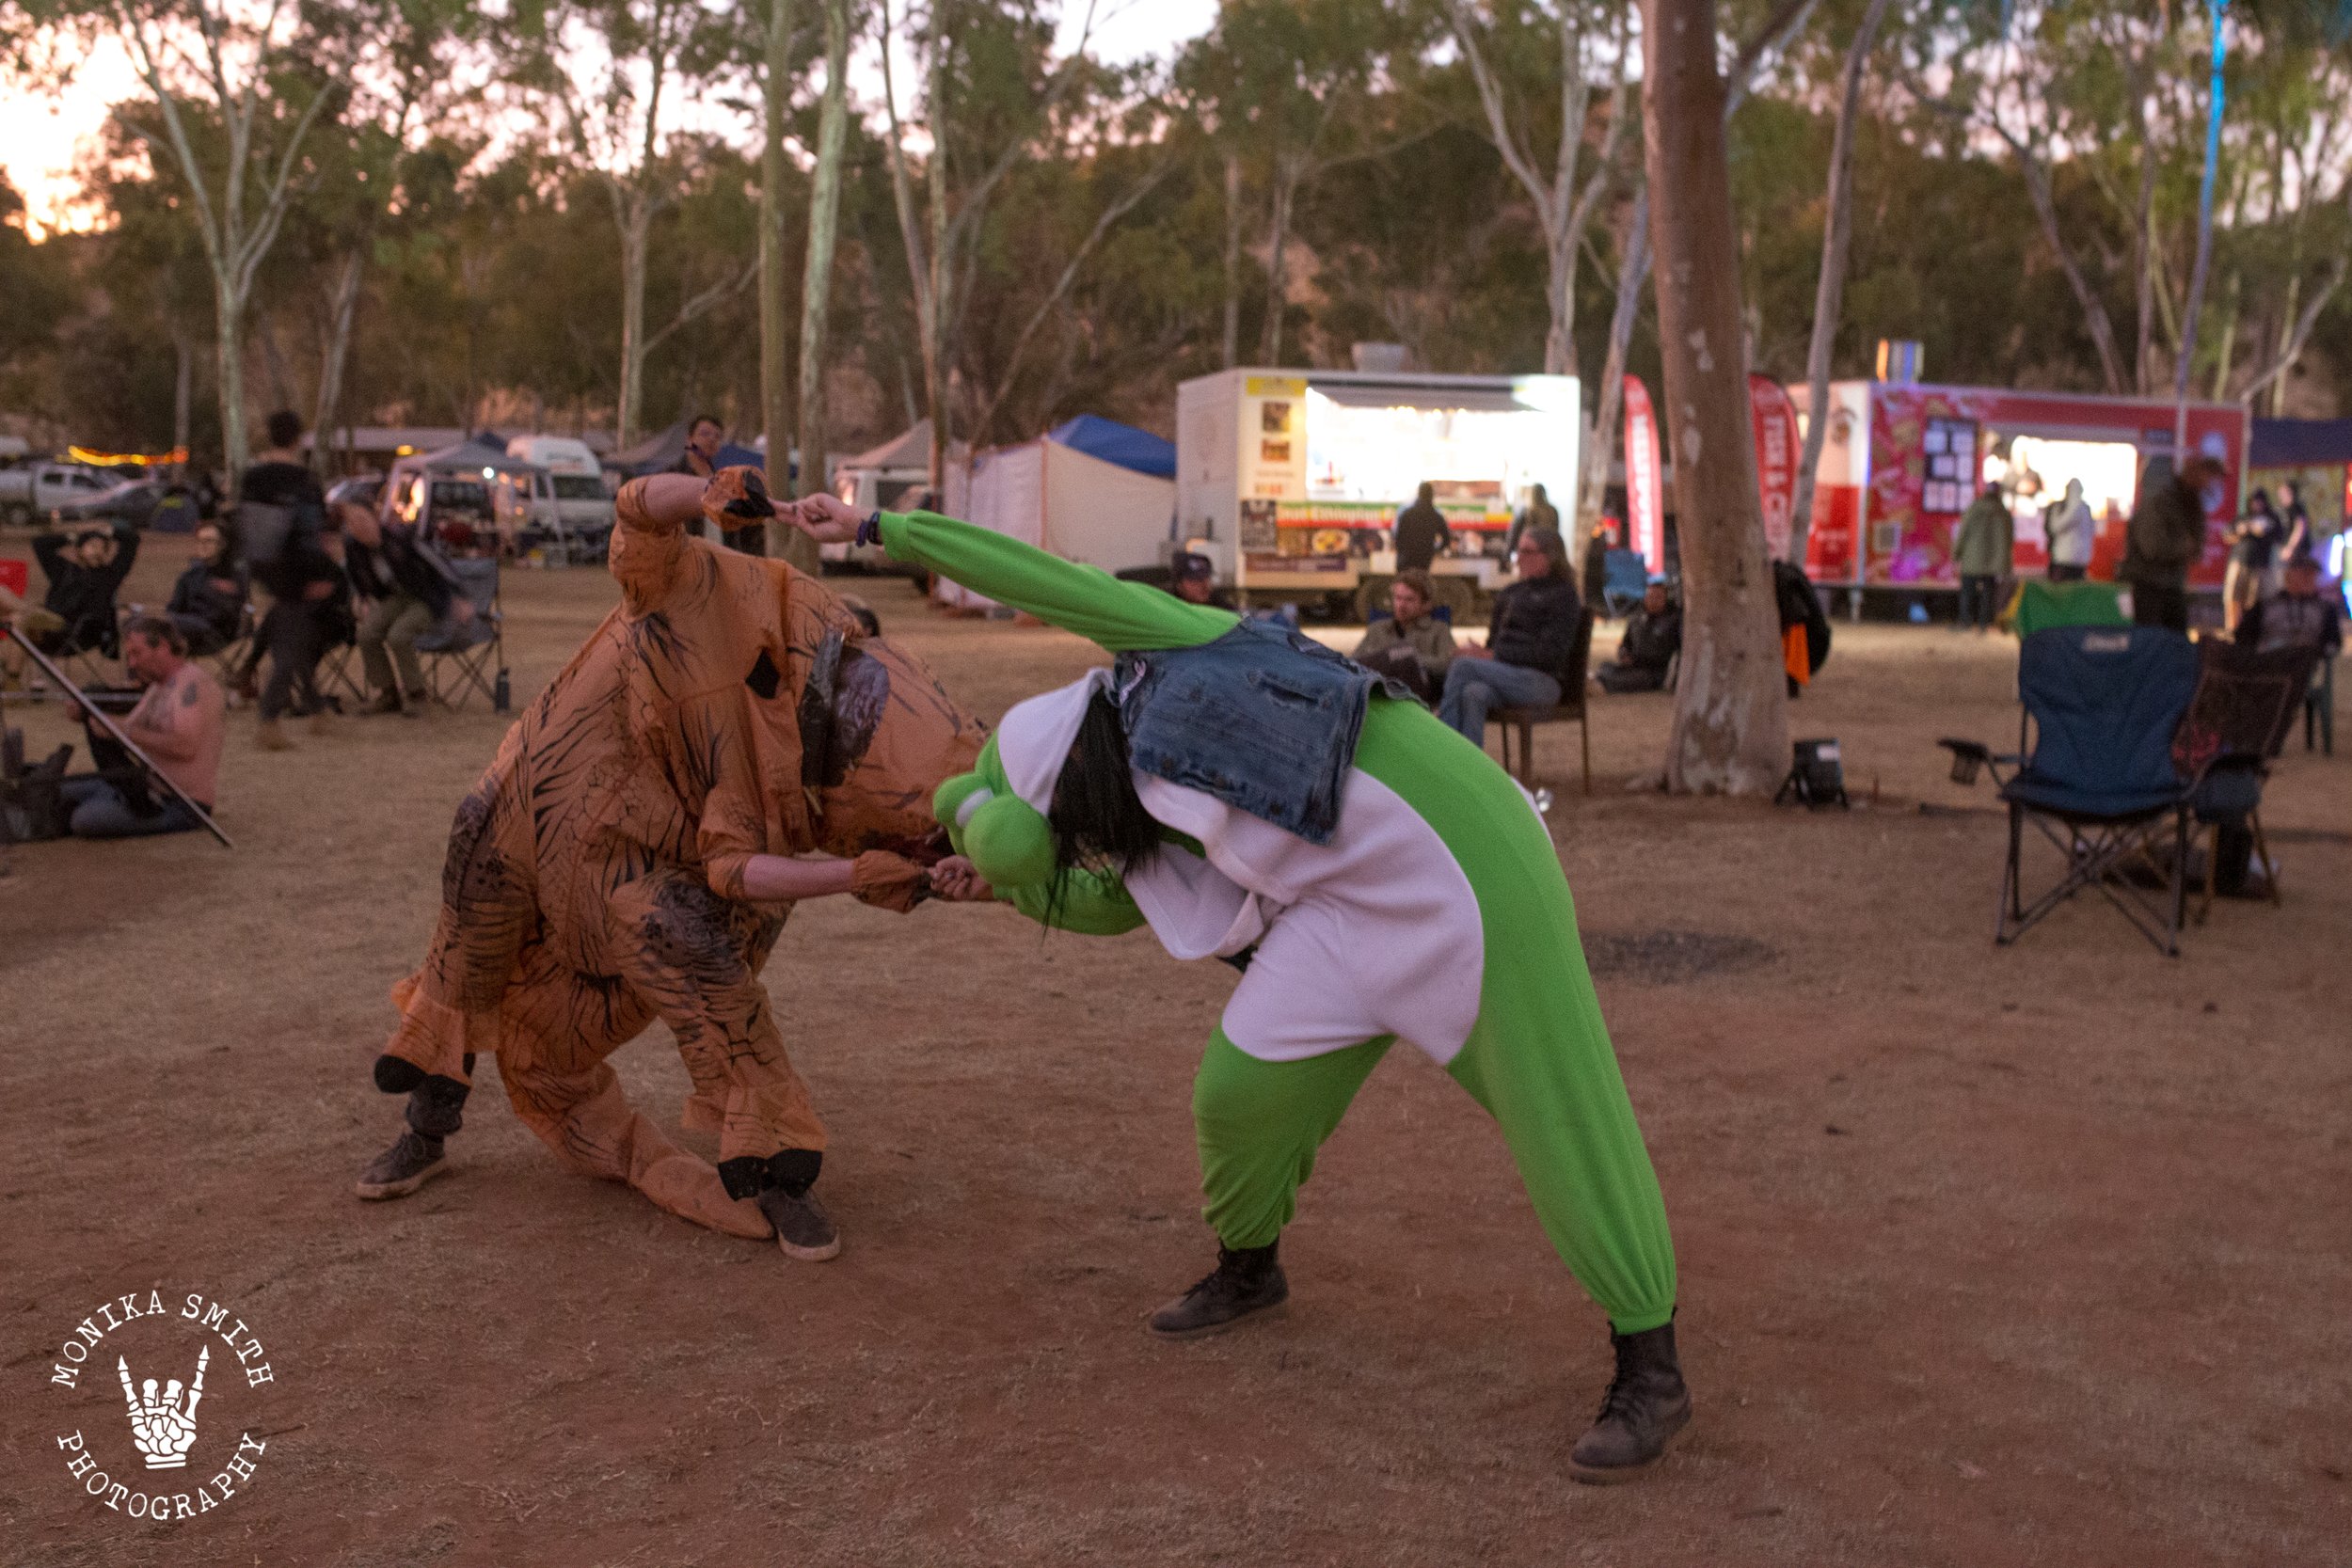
[59,614,225,838]
[345,504,472,716]
[31,520,138,666]
[1595,578,1679,694]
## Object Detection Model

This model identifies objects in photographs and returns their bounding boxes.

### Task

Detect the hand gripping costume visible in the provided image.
[361,473,982,1239]
[892,510,1679,1337]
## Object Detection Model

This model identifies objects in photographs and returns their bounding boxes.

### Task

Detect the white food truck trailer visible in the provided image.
[1174,368,1580,614]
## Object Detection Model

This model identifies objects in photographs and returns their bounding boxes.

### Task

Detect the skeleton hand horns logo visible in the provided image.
[117,1348,207,1468]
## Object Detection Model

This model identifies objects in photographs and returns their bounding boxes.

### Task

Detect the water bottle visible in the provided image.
[493,668,511,712]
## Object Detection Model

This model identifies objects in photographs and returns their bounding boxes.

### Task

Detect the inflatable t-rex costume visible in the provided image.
[357,470,982,1252]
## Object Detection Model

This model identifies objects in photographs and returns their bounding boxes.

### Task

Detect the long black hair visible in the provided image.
[1046,689,1161,878]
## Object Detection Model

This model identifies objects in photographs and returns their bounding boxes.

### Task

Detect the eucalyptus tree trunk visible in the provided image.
[758,0,800,556]
[1260,154,1303,365]
[1222,150,1243,367]
[1578,182,1648,528]
[785,0,850,570]
[2172,0,2228,456]
[614,194,653,450]
[311,246,369,477]
[215,279,249,478]
[1786,0,1890,566]
[1641,0,1788,795]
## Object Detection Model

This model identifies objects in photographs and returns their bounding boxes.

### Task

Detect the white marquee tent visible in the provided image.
[934,418,1177,611]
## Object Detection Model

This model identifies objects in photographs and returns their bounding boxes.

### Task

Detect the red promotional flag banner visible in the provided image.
[1748,373,1800,560]
[1623,374,1664,573]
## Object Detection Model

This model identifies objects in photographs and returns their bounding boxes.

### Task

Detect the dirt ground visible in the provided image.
[3,531,2347,1567]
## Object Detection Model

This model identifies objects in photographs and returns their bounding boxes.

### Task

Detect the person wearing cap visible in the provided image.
[1595,577,1680,694]
[787,494,1692,1485]
[2238,554,2343,659]
[1166,550,1231,610]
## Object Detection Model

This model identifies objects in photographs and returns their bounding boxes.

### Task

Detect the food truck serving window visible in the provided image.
[1300,383,1578,517]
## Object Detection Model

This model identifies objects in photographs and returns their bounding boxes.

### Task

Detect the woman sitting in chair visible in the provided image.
[1437,528,1580,745]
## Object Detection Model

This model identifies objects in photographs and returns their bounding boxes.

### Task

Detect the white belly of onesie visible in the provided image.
[1122,768,1486,1067]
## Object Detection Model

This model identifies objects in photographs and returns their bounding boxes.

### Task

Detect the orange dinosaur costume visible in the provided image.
[359,470,982,1243]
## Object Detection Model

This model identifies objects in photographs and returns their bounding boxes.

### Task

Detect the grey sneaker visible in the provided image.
[757,1185,842,1261]
[355,1132,449,1200]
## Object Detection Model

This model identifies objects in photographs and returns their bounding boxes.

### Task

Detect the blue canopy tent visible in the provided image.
[1046,415,1176,479]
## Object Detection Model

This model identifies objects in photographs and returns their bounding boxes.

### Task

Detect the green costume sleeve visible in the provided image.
[997,866,1146,936]
[879,510,1235,653]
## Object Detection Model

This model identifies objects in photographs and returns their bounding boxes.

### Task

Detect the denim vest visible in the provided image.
[1113,619,1407,846]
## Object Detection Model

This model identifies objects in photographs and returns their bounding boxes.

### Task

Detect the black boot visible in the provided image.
[1148,1242,1288,1339]
[1567,1316,1692,1484]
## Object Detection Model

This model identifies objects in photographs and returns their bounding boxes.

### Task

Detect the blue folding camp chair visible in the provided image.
[415,556,508,712]
[1939,626,2201,955]
[1601,549,1649,618]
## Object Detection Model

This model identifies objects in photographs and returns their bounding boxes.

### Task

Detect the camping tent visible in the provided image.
[937,417,1177,610]
[1047,414,1175,478]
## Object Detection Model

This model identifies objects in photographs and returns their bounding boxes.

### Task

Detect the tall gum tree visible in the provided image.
[531,0,751,450]
[1443,0,1635,379]
[793,0,851,534]
[1640,0,1789,794]
[17,0,338,480]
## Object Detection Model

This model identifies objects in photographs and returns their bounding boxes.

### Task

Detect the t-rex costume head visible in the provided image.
[373,469,983,1240]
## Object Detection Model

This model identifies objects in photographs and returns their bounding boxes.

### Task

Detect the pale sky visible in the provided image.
[0,0,1218,241]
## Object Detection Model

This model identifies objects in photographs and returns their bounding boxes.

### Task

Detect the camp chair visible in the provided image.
[1938,626,2201,955]
[2171,640,2317,922]
[1601,550,1649,618]
[1493,606,1596,796]
[416,555,507,711]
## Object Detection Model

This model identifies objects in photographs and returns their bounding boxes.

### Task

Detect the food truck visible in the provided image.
[1175,368,1580,613]
[1788,380,2248,605]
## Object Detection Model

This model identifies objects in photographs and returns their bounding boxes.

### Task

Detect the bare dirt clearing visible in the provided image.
[4,539,2347,1566]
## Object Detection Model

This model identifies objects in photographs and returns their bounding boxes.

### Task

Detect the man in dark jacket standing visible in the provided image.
[1438,527,1581,744]
[1393,482,1452,572]
[2122,456,2221,633]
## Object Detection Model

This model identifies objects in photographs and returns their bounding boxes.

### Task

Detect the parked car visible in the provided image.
[505,436,615,560]
[0,463,112,526]
[51,478,167,531]
[326,474,385,515]
[389,469,498,552]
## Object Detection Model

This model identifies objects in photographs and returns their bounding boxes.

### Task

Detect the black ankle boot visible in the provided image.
[1148,1242,1288,1339]
[1567,1316,1692,1483]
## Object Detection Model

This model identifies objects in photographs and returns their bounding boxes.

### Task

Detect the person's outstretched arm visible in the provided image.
[789,494,1234,654]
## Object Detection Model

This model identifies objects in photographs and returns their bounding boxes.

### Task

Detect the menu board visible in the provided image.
[1242,376,1309,502]
[1920,417,1979,514]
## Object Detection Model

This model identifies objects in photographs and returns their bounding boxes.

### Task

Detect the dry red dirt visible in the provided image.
[3,536,2346,1566]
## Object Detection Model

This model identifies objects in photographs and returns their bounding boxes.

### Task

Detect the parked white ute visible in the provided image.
[0,462,114,526]
[505,436,614,560]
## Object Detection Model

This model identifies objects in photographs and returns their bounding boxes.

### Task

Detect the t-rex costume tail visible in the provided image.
[365,470,982,1239]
